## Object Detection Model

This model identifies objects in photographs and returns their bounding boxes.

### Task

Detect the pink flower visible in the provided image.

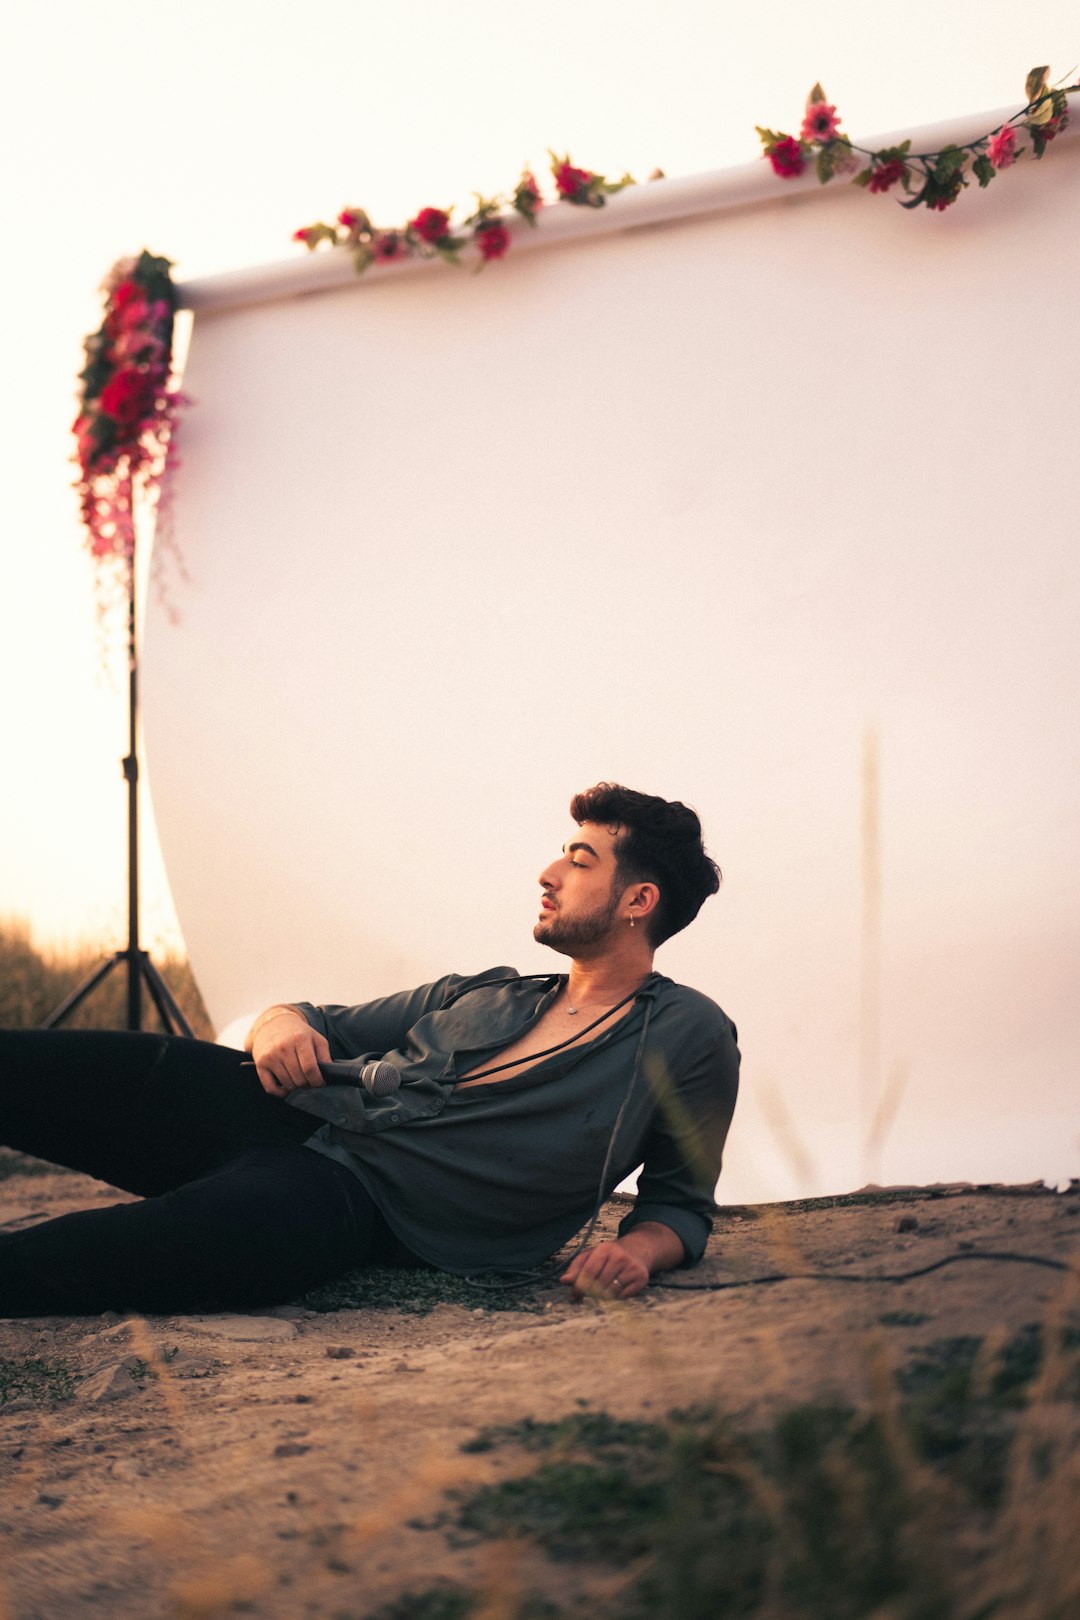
[868,159,907,194]
[476,220,510,261]
[800,101,841,144]
[372,231,408,264]
[988,126,1018,169]
[410,207,450,244]
[768,137,805,178]
[293,227,315,245]
[553,160,592,198]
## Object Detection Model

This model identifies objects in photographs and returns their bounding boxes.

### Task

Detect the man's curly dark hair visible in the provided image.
[569,783,721,946]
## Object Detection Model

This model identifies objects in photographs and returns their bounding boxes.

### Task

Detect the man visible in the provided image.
[1,785,739,1316]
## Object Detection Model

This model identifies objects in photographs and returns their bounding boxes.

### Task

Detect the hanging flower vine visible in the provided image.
[756,66,1077,211]
[73,251,183,588]
[73,65,1078,584]
[291,152,635,273]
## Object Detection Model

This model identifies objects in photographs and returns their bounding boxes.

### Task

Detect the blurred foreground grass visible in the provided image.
[376,1320,1080,1620]
[0,916,213,1038]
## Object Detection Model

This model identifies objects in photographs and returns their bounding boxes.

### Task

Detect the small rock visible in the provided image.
[895,1215,919,1233]
[325,1345,355,1360]
[37,1494,65,1509]
[274,1442,311,1458]
[99,1312,121,1326]
[79,1361,142,1406]
[295,1393,313,1403]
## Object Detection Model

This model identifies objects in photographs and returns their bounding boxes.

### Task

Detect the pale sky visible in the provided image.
[1,0,1076,955]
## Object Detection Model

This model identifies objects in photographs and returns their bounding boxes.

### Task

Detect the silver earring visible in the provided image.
[629,913,635,929]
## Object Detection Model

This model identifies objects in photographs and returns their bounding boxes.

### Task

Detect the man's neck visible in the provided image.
[564,946,655,1012]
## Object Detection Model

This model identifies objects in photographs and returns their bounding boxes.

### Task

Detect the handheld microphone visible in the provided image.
[317,1059,401,1095]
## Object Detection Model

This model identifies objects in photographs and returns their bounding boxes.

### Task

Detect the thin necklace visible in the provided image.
[566,977,645,1015]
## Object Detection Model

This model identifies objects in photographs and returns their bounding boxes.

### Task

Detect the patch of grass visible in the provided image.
[301,1265,544,1315]
[437,1331,1080,1620]
[0,1355,79,1405]
[0,916,212,1036]
[896,1324,1080,1506]
[447,1404,945,1620]
[462,1410,669,1456]
[452,1459,671,1562]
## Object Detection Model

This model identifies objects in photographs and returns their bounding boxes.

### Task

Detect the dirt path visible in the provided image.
[2,1165,1078,1619]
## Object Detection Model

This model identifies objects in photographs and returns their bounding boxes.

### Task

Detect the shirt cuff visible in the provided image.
[617,1201,710,1266]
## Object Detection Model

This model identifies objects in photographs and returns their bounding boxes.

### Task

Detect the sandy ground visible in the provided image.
[2,1164,1078,1620]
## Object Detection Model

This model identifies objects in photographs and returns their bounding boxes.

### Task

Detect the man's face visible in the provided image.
[534,821,625,956]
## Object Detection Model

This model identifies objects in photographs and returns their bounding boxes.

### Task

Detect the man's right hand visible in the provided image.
[247,1007,331,1098]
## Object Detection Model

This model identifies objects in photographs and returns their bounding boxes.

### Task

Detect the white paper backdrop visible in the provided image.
[144,132,1080,1203]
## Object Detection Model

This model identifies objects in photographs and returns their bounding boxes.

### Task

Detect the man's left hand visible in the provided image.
[559,1240,650,1301]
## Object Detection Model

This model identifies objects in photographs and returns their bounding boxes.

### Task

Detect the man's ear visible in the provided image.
[627,882,660,926]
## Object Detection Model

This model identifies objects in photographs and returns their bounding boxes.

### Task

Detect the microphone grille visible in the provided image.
[365,1060,401,1096]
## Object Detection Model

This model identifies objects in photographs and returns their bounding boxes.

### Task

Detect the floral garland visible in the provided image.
[756,66,1077,210]
[291,152,635,271]
[74,68,1078,580]
[73,251,182,576]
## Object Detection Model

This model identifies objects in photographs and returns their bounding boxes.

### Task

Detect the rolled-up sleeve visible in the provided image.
[618,1013,740,1265]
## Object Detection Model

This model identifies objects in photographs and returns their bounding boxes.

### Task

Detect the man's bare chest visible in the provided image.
[456,1000,631,1089]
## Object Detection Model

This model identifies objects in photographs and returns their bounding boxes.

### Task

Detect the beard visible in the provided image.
[533,887,622,955]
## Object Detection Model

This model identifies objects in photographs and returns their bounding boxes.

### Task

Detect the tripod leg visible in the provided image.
[140,954,197,1039]
[40,953,125,1029]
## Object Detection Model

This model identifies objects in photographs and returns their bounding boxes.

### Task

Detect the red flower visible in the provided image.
[476,220,510,261]
[99,367,156,427]
[372,231,408,264]
[927,182,962,212]
[293,227,314,245]
[768,137,805,178]
[988,126,1018,169]
[868,159,907,194]
[1038,115,1063,141]
[800,102,841,143]
[554,160,592,198]
[410,207,450,244]
[110,280,142,312]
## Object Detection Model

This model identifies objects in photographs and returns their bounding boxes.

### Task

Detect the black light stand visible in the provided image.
[42,544,194,1037]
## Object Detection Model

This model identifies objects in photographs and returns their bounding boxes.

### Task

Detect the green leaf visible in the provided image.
[935,145,965,180]
[815,148,835,184]
[972,153,995,188]
[1025,65,1050,103]
[755,126,784,150]
[807,81,826,105]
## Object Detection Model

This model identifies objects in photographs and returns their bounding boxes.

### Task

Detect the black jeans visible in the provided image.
[0,1030,396,1316]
